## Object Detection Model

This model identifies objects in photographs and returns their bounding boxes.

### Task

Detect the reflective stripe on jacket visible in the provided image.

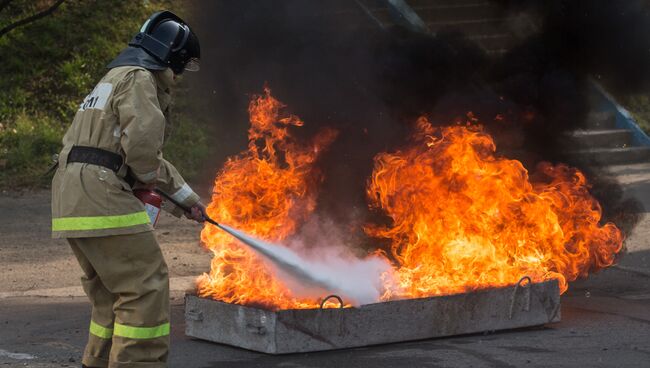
[51,66,200,238]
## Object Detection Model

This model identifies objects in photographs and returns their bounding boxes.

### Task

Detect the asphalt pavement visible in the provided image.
[1,163,650,368]
[1,266,649,368]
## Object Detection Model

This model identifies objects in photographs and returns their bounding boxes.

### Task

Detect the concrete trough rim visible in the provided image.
[190,277,556,312]
[185,278,561,354]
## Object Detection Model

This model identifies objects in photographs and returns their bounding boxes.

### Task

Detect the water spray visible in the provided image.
[155,189,382,303]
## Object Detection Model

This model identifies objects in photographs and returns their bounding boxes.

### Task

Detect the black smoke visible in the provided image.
[186,0,649,238]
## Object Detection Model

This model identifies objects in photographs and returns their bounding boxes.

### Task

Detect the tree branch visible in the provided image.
[0,0,14,13]
[0,0,65,38]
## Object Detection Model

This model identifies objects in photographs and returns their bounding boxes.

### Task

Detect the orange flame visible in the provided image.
[366,117,623,298]
[197,87,337,309]
[198,88,623,310]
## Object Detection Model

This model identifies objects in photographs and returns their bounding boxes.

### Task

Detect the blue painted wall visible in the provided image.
[591,82,650,147]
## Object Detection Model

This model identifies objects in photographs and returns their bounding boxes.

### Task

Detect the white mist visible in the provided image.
[217,222,394,306]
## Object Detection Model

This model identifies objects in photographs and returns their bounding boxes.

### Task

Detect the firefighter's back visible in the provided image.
[51,66,155,239]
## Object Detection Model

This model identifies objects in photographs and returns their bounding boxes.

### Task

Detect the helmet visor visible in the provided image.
[184,58,200,72]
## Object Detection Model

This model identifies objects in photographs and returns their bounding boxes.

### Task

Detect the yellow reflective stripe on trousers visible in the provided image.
[52,211,150,231]
[114,322,170,339]
[89,321,113,339]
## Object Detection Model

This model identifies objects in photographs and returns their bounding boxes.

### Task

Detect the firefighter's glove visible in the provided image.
[186,202,207,223]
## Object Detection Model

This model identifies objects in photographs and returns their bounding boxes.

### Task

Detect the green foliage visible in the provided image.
[0,114,65,187]
[623,94,650,135]
[165,115,210,181]
[0,0,208,188]
[0,0,178,121]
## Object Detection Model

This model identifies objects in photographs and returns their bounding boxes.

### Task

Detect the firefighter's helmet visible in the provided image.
[108,10,200,75]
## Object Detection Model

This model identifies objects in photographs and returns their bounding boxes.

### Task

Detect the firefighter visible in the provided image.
[51,11,203,368]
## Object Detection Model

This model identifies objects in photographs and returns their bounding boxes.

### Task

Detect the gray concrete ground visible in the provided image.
[1,163,650,367]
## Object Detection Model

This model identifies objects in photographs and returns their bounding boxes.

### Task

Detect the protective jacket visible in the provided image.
[51,66,200,238]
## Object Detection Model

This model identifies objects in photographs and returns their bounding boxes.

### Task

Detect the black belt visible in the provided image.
[67,146,123,172]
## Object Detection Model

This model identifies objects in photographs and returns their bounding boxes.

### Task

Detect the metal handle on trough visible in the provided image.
[320,295,344,309]
[509,276,532,319]
[246,324,267,335]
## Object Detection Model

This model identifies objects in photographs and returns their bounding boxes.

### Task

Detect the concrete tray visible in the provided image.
[185,277,561,354]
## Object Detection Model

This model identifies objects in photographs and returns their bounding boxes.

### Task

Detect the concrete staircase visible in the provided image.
[409,0,533,54]
[313,1,532,55]
[353,0,534,55]
[319,1,650,165]
[356,1,650,165]
[569,111,650,165]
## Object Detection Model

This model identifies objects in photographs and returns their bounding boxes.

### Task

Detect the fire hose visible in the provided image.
[153,189,220,227]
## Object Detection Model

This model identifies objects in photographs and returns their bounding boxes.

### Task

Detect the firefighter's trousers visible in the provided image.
[68,231,170,368]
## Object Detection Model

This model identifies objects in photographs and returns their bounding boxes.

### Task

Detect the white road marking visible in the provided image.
[0,349,36,360]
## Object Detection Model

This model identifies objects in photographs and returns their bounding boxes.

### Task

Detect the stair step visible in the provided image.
[426,17,516,36]
[411,3,504,23]
[340,0,535,55]
[585,110,617,129]
[571,147,650,165]
[570,129,633,149]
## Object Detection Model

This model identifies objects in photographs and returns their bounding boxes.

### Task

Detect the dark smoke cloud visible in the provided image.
[186,0,649,238]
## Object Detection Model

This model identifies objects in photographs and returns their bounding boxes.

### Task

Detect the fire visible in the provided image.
[366,117,623,298]
[198,88,623,310]
[197,87,337,309]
